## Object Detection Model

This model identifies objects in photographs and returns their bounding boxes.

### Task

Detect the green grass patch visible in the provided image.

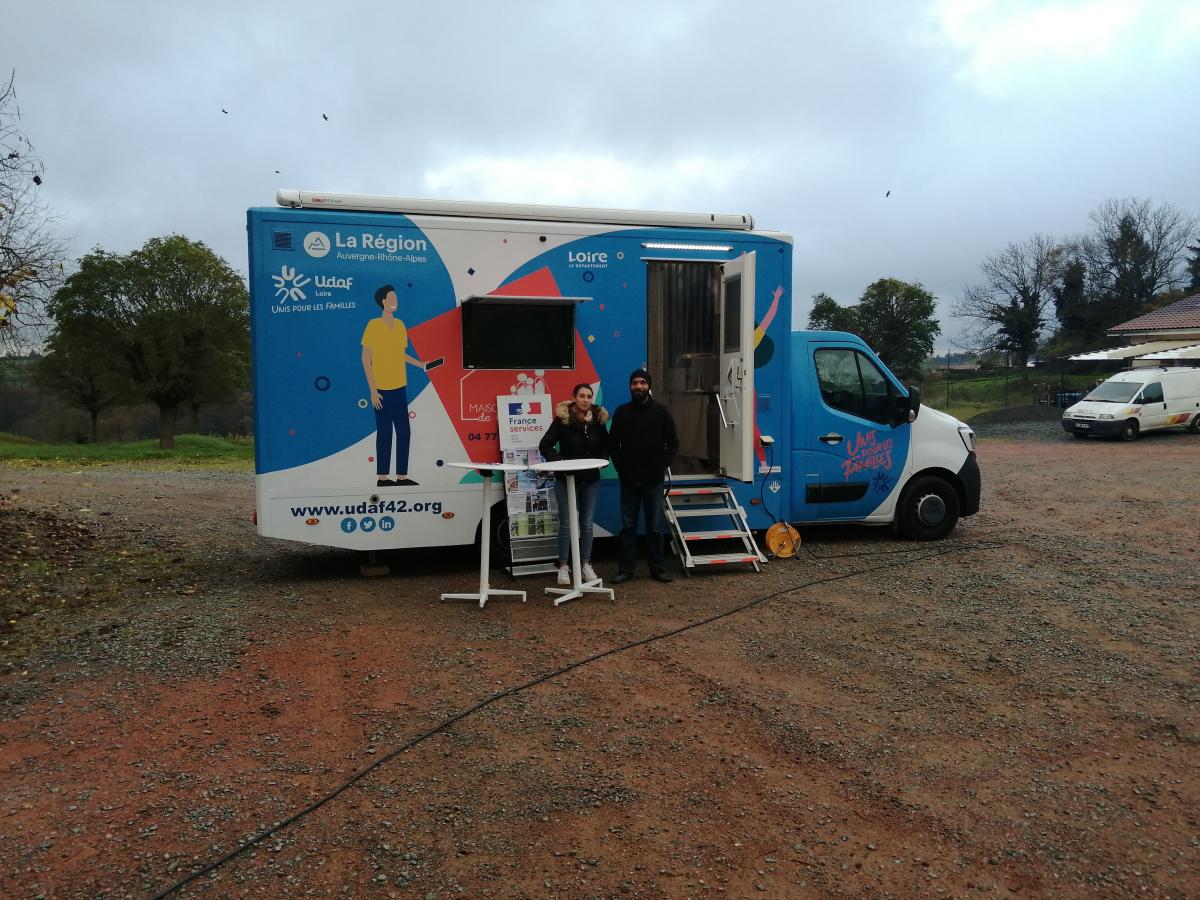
[0,433,254,469]
[920,371,1097,420]
[0,431,39,445]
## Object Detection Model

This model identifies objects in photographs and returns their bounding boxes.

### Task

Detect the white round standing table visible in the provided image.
[442,462,529,608]
[530,458,615,606]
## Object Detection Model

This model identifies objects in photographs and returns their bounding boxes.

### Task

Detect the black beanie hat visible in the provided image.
[629,368,652,387]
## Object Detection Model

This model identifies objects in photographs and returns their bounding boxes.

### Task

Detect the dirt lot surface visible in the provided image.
[2,424,1197,899]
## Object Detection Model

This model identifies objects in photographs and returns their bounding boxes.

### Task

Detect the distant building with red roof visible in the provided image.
[1108,293,1200,337]
[1070,294,1200,365]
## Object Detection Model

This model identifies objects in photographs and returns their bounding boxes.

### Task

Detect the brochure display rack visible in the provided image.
[496,394,559,576]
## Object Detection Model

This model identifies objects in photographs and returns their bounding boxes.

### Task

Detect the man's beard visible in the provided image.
[631,388,649,402]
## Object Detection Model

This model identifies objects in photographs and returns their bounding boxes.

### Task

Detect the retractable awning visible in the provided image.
[461,295,588,306]
[1069,339,1200,361]
[1135,342,1200,360]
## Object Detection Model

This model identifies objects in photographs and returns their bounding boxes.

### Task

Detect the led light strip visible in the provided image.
[641,241,733,252]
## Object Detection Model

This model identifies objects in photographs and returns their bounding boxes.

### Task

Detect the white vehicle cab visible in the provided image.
[1062,367,1200,440]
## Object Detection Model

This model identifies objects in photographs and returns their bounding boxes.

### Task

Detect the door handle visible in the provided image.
[713,392,731,428]
[705,393,734,427]
[819,432,844,444]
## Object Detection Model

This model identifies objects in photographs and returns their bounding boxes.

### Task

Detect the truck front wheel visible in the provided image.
[1120,419,1139,441]
[897,475,960,541]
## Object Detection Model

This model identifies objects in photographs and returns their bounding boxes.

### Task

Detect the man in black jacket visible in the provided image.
[609,368,680,583]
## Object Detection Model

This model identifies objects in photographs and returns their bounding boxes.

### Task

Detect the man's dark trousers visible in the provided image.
[618,480,665,574]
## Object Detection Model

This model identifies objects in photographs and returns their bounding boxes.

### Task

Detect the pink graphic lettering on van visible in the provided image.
[841,430,894,480]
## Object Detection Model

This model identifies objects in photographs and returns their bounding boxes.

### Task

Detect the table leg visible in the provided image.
[478,470,492,599]
[442,469,526,608]
[567,472,583,587]
[545,472,613,606]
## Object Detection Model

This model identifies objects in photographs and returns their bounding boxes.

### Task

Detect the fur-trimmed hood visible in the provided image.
[555,399,608,425]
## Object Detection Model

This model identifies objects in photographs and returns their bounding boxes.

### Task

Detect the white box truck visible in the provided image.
[1062,367,1200,440]
[246,191,981,558]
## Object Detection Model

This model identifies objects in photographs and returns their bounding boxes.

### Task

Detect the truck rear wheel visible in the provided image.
[897,475,960,541]
[1120,419,1139,441]
[1190,413,1200,434]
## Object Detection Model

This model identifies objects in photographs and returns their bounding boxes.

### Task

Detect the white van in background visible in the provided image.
[1062,367,1200,440]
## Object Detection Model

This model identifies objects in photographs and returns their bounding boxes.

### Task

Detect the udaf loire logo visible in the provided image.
[272,265,310,302]
[303,231,331,258]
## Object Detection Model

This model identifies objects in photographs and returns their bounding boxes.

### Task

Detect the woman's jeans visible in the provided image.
[554,476,599,564]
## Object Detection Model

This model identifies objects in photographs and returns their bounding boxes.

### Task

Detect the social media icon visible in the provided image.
[360,517,377,532]
[340,517,357,533]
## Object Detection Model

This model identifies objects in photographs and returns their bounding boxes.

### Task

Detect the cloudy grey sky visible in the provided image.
[7,0,1199,349]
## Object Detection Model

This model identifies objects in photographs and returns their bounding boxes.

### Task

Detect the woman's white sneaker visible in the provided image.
[581,562,597,582]
[557,564,570,585]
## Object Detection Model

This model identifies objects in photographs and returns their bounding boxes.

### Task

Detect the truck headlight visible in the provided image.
[958,426,976,453]
[1098,414,1113,420]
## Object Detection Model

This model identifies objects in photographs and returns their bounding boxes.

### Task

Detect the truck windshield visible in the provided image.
[1085,381,1141,403]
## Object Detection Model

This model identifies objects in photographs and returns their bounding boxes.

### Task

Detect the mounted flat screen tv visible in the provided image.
[461,297,577,370]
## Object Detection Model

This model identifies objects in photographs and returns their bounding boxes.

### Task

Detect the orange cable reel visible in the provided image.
[765,522,801,558]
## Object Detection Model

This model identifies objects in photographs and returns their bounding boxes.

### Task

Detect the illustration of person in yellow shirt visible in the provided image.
[361,284,428,487]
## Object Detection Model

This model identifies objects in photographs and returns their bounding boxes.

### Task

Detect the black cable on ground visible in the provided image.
[804,542,963,560]
[150,538,1009,898]
[757,440,776,520]
[756,441,804,560]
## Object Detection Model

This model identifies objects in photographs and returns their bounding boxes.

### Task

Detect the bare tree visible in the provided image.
[953,233,1063,366]
[1075,198,1199,322]
[0,71,66,362]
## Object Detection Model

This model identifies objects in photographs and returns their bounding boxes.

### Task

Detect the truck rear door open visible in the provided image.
[718,251,756,482]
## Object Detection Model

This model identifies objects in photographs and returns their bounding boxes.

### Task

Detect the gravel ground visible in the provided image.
[1,427,1197,898]
[968,404,1065,428]
[973,420,1072,442]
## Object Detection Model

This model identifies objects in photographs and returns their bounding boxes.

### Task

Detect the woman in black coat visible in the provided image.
[538,383,609,584]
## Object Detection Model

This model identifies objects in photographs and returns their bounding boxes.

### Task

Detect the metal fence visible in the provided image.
[1031,383,1086,408]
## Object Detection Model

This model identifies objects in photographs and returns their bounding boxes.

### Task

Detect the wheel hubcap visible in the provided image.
[916,493,945,527]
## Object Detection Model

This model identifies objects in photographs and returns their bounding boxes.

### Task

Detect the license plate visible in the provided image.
[1075,423,1090,429]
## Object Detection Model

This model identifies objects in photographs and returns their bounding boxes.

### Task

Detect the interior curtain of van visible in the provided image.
[647,261,722,474]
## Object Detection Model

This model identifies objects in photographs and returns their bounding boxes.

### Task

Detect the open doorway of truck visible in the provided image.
[646,260,723,477]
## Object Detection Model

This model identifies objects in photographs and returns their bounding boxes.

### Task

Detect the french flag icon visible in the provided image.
[509,401,542,415]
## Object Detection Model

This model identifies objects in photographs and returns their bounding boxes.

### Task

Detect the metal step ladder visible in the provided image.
[663,481,767,575]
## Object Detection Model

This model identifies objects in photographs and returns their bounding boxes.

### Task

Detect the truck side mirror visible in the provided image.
[906,385,921,422]
[889,384,917,426]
